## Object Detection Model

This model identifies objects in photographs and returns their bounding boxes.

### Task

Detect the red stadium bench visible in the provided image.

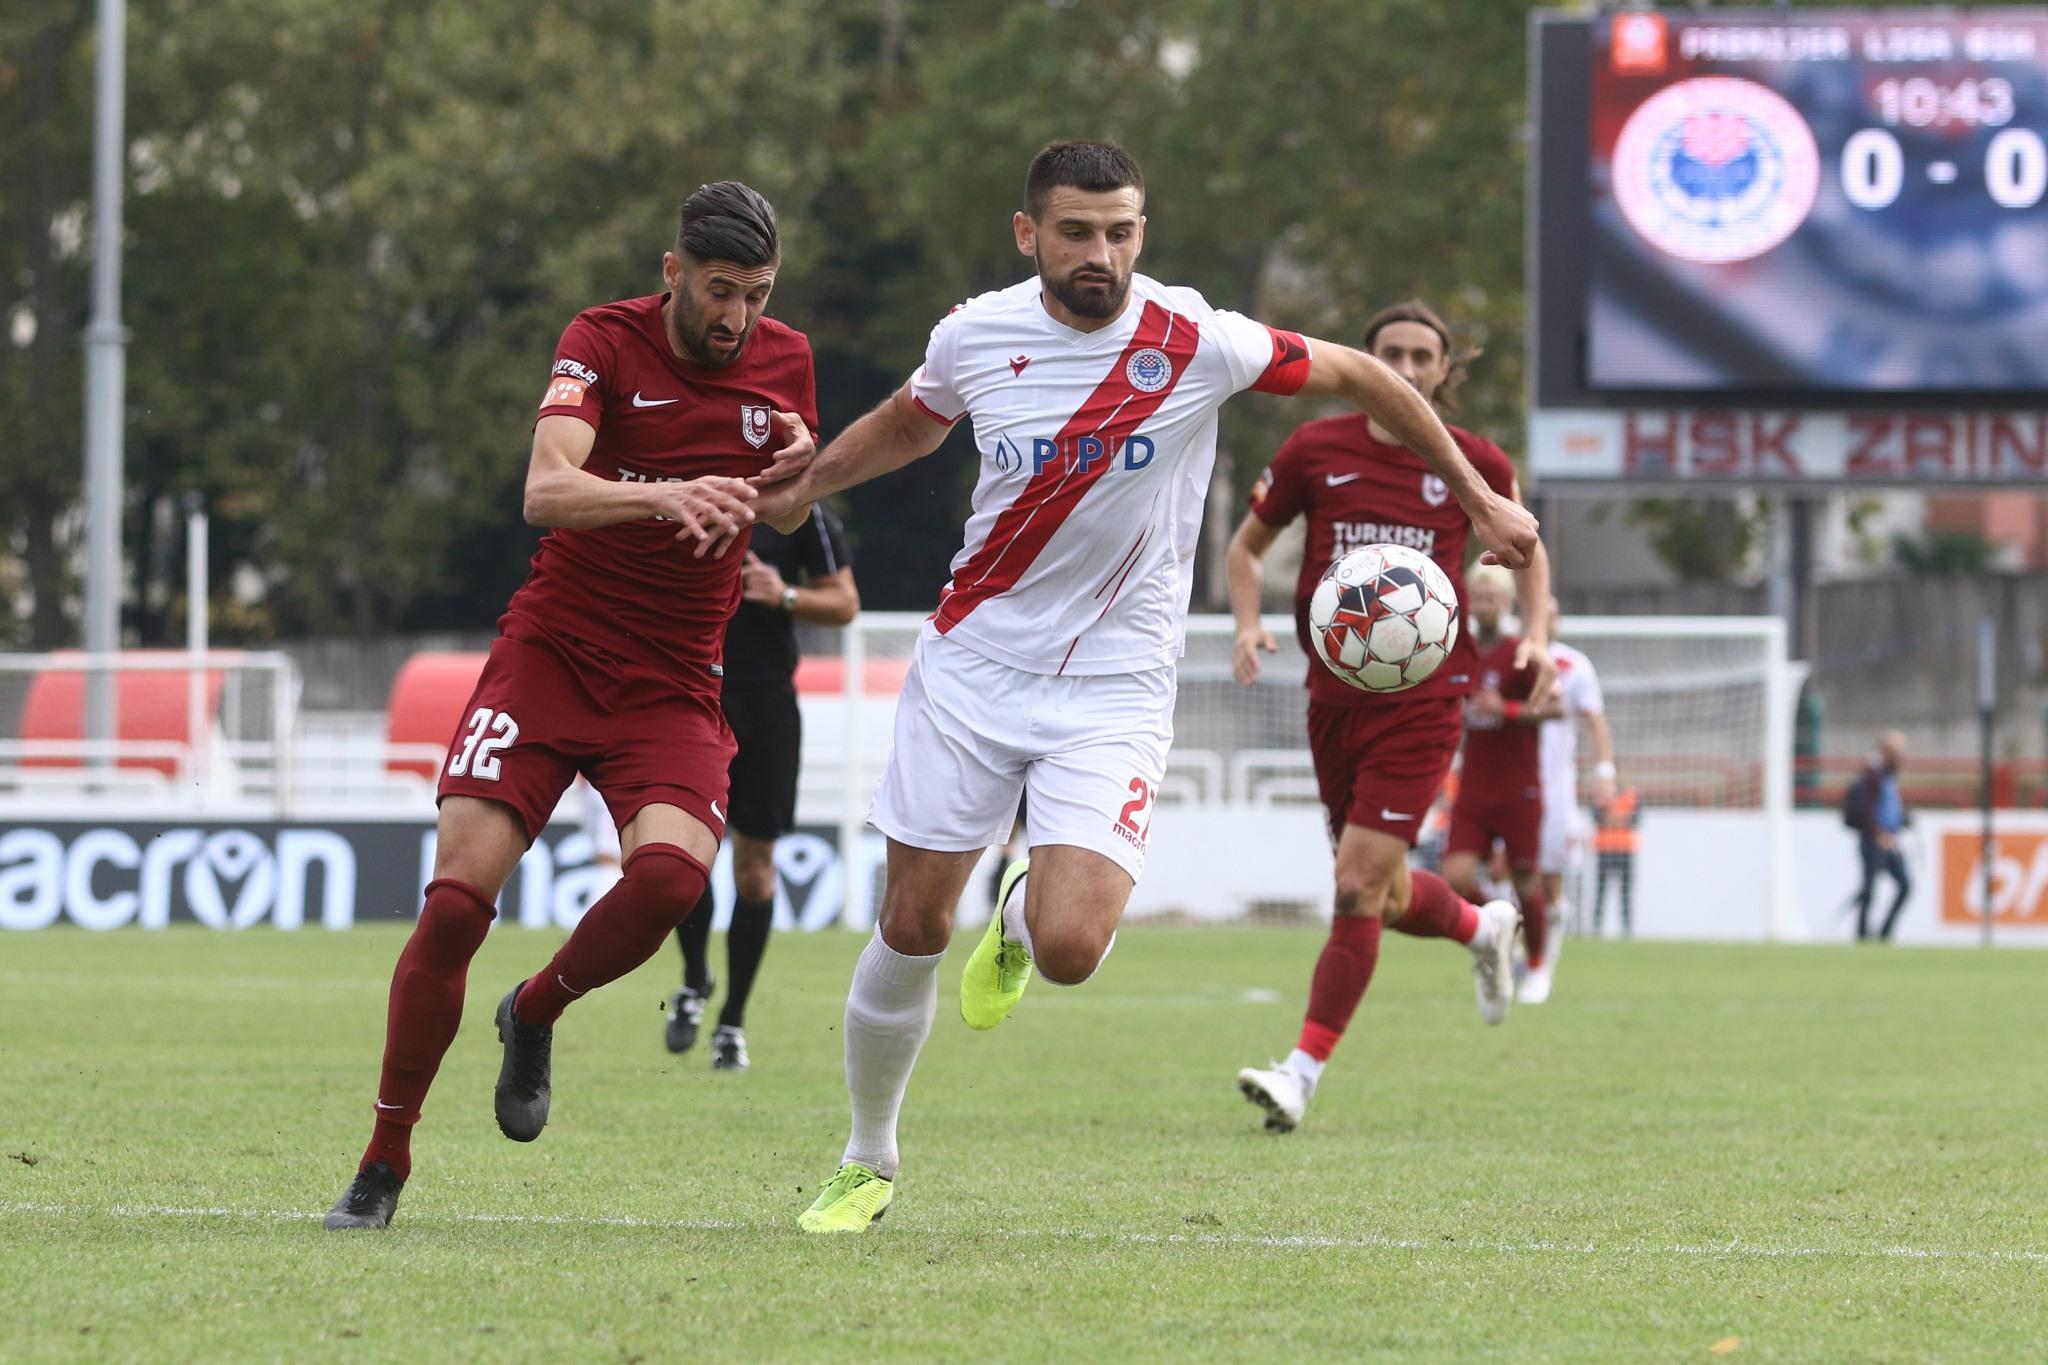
[18,651,227,777]
[384,652,488,780]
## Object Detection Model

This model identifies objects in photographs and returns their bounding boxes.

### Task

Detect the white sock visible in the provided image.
[840,929,941,1181]
[1000,872,1034,955]
[1283,1047,1325,1091]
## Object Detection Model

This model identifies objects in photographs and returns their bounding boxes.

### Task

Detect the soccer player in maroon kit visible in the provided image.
[1443,565,1558,981]
[325,182,819,1230]
[1228,300,1555,1133]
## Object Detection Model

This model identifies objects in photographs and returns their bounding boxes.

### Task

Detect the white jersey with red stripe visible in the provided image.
[911,274,1311,675]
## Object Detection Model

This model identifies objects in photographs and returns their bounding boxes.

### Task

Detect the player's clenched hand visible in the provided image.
[752,411,816,486]
[1466,687,1505,724]
[1516,638,1559,711]
[657,476,757,557]
[1469,493,1540,570]
[1232,626,1278,687]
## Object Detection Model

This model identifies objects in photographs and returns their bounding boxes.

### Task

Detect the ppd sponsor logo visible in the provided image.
[990,433,1158,476]
[1940,830,2048,927]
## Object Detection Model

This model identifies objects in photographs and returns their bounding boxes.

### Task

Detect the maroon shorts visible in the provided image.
[1446,784,1543,873]
[436,617,734,844]
[1307,695,1464,847]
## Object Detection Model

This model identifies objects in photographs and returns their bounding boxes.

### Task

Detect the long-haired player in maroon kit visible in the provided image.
[324,182,820,1230]
[1228,300,1555,1134]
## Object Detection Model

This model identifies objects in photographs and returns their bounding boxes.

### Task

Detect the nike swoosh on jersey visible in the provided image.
[632,391,679,408]
[1325,472,1361,486]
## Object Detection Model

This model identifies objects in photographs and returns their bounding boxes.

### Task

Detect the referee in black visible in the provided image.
[666,504,858,1070]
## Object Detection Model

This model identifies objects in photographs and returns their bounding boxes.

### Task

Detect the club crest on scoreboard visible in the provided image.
[1612,76,1820,265]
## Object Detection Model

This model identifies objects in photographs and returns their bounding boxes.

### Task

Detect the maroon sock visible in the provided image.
[514,844,709,1025]
[1296,914,1383,1061]
[361,879,496,1180]
[1392,869,1479,943]
[1521,882,1551,967]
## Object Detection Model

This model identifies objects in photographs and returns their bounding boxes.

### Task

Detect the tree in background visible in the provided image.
[1,0,1539,643]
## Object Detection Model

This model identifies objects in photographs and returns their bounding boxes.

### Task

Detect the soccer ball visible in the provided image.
[1307,543,1460,693]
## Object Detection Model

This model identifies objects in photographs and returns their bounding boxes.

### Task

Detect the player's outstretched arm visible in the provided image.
[1511,535,1557,707]
[1291,343,1540,569]
[523,413,758,551]
[750,381,952,530]
[1227,513,1282,686]
[1586,709,1617,805]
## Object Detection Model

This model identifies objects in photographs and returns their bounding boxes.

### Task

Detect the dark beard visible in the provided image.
[1040,258,1129,320]
[668,296,749,367]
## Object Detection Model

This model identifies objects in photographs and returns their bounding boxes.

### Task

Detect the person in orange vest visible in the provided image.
[1591,783,1639,937]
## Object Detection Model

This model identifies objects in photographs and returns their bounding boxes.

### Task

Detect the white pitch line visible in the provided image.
[8,1201,2047,1267]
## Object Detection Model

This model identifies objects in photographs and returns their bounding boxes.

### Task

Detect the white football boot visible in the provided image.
[1519,961,1555,1004]
[1237,1060,1313,1133]
[1472,900,1520,1025]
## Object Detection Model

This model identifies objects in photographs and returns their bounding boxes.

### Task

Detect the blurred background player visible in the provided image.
[323,183,818,1232]
[1229,299,1556,1134]
[1538,596,1614,945]
[1442,564,1560,1002]
[1845,731,1912,942]
[1591,780,1640,938]
[666,508,858,1071]
[749,146,1543,1228]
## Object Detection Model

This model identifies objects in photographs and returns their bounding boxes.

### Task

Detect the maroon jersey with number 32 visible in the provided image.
[515,293,819,696]
[1249,415,1518,710]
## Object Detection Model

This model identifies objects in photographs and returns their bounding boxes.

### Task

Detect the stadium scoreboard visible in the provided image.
[1530,8,2048,486]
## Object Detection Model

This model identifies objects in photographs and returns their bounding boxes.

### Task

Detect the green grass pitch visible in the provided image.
[5,924,2045,1361]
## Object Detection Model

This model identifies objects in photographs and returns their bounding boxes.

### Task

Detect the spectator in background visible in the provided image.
[1846,731,1912,942]
[1591,781,1638,938]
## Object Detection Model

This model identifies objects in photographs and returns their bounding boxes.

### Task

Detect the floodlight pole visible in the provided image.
[82,0,129,763]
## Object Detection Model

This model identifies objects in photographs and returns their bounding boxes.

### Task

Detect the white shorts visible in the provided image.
[1539,792,1583,876]
[869,626,1174,881]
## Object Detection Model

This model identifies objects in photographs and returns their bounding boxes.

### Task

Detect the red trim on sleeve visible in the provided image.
[1251,327,1312,396]
[911,395,964,427]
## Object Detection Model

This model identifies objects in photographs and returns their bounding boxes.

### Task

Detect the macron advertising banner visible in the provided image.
[0,819,862,933]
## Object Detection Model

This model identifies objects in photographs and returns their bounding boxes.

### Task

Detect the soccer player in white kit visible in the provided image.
[1532,597,1615,1003]
[749,141,1541,1232]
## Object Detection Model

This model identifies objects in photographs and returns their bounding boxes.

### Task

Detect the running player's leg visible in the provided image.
[803,635,1025,1231]
[1012,843,1132,984]
[357,796,529,1180]
[1242,702,1509,1133]
[673,697,748,1033]
[328,633,582,1228]
[714,832,777,1059]
[975,666,1172,1000]
[513,802,719,1025]
[844,840,981,1172]
[1503,797,1553,999]
[716,685,799,1046]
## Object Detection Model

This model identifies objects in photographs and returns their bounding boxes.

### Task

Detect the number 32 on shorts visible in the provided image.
[1115,776,1156,849]
[448,707,519,782]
